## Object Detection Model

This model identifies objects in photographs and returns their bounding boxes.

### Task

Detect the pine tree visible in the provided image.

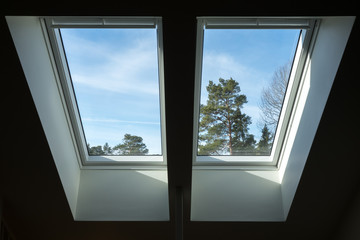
[114,134,149,155]
[256,124,273,155]
[103,142,113,155]
[87,144,105,156]
[198,78,256,155]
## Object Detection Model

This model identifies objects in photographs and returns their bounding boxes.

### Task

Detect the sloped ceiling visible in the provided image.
[1,2,359,240]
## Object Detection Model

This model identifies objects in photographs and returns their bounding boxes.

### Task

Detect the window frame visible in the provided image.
[193,17,318,168]
[44,17,167,167]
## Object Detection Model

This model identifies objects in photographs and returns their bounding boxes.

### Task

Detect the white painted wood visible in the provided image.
[202,17,311,29]
[279,16,356,217]
[6,16,81,216]
[76,170,169,221]
[191,170,283,221]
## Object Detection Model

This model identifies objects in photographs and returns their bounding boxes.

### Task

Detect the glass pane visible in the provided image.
[198,28,300,156]
[61,28,162,156]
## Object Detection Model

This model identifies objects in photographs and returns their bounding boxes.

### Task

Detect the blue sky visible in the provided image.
[61,28,162,154]
[60,27,300,155]
[201,28,300,140]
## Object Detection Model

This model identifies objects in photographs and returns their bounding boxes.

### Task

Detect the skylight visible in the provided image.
[61,28,161,156]
[193,17,315,165]
[45,17,166,165]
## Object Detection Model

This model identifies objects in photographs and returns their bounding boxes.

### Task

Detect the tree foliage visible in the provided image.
[103,142,113,155]
[198,78,256,155]
[87,134,148,156]
[113,134,149,155]
[256,124,273,155]
[87,144,105,156]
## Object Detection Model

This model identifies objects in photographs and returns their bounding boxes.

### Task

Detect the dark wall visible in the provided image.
[334,182,360,240]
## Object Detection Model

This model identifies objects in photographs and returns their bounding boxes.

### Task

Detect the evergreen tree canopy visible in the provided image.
[256,124,273,155]
[113,134,149,155]
[87,134,148,156]
[87,144,105,156]
[198,78,256,155]
[103,142,113,155]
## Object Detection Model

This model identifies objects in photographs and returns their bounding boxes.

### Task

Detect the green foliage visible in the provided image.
[198,78,256,155]
[256,124,273,155]
[87,134,148,156]
[103,142,113,155]
[87,144,105,156]
[113,134,149,155]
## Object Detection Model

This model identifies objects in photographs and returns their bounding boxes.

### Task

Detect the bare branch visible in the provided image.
[259,62,292,131]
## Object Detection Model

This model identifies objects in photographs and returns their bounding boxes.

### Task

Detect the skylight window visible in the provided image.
[45,17,166,165]
[193,17,315,166]
[61,28,161,156]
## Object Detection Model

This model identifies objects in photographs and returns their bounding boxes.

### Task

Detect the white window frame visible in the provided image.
[193,17,319,168]
[44,17,167,167]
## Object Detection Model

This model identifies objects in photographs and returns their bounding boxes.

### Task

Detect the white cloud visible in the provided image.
[202,52,249,78]
[202,51,270,95]
[62,29,160,96]
[203,52,251,80]
[201,51,270,106]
